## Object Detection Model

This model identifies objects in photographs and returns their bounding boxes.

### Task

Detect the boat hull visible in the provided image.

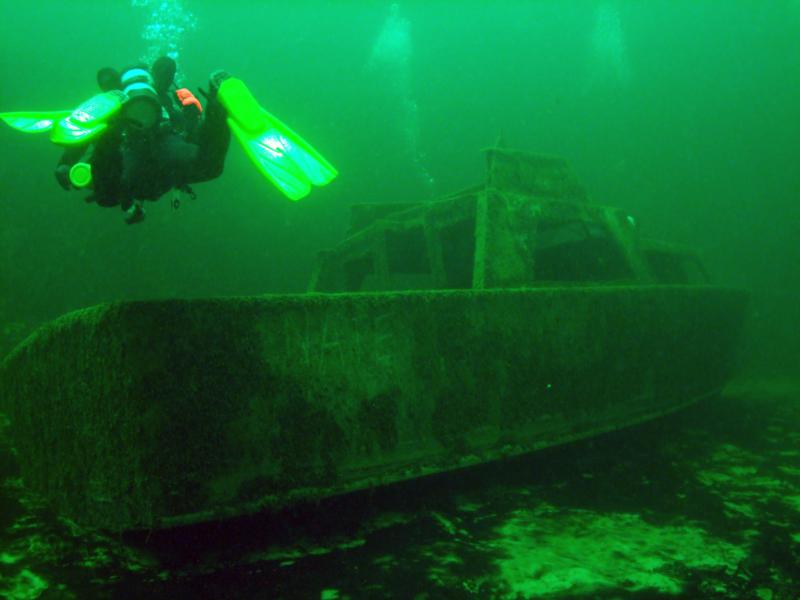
[0,286,747,531]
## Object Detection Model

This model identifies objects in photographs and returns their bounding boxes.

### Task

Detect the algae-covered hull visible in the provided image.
[0,286,746,532]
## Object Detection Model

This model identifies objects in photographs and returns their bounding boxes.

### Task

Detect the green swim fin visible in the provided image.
[217,78,337,201]
[1,90,126,145]
[50,91,126,146]
[0,111,72,134]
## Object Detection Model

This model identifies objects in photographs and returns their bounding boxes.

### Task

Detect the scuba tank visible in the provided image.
[118,67,164,130]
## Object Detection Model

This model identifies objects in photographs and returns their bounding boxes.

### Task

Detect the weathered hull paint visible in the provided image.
[0,286,747,531]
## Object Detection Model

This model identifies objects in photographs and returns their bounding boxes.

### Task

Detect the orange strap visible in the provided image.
[175,88,203,113]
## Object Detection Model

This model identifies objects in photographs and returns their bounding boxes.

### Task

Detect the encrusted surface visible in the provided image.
[0,287,746,531]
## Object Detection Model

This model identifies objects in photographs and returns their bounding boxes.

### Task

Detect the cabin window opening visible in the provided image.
[386,227,431,274]
[534,219,633,282]
[344,255,375,291]
[646,251,708,284]
[440,215,476,289]
[682,256,708,284]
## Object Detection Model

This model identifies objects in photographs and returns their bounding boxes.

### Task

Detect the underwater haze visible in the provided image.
[0,1,799,598]
[0,1,798,352]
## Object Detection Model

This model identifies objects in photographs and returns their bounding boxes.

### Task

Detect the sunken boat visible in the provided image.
[0,148,748,532]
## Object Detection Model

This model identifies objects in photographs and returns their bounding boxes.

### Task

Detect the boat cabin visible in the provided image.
[310,149,708,293]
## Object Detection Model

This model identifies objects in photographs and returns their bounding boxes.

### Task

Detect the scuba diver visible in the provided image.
[54,57,227,224]
[1,58,337,224]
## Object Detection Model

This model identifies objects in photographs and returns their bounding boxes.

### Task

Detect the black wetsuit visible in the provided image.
[114,94,229,207]
[57,89,231,209]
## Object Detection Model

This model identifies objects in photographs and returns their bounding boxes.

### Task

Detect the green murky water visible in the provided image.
[1,2,798,598]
